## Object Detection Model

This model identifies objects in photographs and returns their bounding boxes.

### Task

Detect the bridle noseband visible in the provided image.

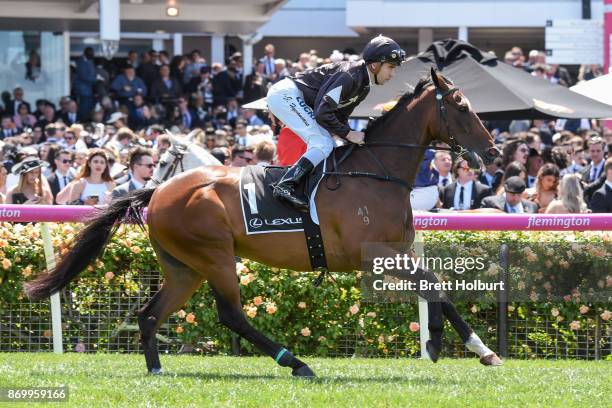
[150,147,186,186]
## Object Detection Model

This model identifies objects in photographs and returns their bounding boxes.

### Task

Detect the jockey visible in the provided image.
[266,35,405,211]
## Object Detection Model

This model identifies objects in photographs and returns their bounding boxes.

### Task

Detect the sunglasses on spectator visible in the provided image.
[238,155,253,163]
[518,148,528,153]
[60,159,73,164]
[137,163,156,169]
[64,136,75,141]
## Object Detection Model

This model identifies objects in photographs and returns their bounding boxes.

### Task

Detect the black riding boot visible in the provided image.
[273,157,314,212]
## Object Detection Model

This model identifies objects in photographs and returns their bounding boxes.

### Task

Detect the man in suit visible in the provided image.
[111,146,154,199]
[73,48,97,121]
[7,87,30,116]
[433,151,453,188]
[481,176,539,213]
[441,159,492,210]
[580,136,606,185]
[60,100,79,126]
[581,136,607,203]
[47,149,75,203]
[0,115,18,139]
[589,157,612,213]
[478,156,504,192]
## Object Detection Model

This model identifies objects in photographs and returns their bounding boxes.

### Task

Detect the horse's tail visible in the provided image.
[25,188,156,301]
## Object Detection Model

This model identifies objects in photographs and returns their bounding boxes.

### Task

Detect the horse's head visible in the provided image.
[147,131,222,187]
[428,68,500,167]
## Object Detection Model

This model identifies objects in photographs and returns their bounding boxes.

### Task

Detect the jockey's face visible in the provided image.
[370,62,396,85]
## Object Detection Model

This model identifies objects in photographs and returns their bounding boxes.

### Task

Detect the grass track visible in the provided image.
[0,353,610,407]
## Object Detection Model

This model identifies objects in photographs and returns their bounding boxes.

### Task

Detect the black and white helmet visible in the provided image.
[362,35,405,66]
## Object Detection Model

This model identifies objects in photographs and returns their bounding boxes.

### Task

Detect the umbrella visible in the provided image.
[352,39,612,120]
[570,74,612,108]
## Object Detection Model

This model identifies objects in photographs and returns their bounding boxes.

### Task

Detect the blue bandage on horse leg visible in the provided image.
[274,348,294,366]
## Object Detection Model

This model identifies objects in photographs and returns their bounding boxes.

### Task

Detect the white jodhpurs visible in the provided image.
[266,78,335,166]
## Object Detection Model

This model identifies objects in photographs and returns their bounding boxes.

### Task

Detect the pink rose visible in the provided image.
[300,327,311,337]
[569,320,581,330]
[600,310,611,321]
[579,305,589,315]
[297,302,307,309]
[349,304,359,315]
[253,296,263,306]
[104,271,115,280]
[409,322,420,332]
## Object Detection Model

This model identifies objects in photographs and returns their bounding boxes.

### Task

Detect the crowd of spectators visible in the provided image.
[0,43,609,213]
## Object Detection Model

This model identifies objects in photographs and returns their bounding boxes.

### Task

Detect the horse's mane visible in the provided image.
[366,74,453,135]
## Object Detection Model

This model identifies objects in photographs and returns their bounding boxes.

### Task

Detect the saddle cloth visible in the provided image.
[239,161,326,235]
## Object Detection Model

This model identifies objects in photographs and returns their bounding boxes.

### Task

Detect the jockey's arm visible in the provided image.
[313,72,355,139]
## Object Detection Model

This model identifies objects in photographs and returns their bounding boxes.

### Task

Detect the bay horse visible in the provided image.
[26,68,502,377]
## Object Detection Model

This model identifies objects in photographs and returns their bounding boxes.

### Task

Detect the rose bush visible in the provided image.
[0,222,609,358]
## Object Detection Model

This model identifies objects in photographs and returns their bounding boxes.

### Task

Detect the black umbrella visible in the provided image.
[353,39,612,120]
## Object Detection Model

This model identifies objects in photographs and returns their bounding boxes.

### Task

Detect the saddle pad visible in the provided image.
[239,163,325,235]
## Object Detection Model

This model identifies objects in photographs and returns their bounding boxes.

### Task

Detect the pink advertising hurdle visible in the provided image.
[1,205,611,357]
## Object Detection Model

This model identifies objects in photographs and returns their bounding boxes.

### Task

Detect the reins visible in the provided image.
[323,87,469,191]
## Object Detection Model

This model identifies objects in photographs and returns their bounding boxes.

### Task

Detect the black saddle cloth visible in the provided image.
[239,161,325,234]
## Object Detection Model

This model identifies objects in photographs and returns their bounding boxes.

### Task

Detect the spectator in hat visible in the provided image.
[482,176,538,213]
[6,157,53,205]
[106,111,126,129]
[440,159,492,210]
[589,157,612,213]
[0,160,11,203]
[495,161,527,195]
[111,147,154,199]
[110,65,147,105]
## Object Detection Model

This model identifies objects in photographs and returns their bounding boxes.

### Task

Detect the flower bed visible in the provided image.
[0,223,610,359]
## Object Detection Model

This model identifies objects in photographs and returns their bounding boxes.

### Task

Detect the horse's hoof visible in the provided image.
[480,353,503,366]
[426,340,440,363]
[149,367,163,375]
[292,365,316,378]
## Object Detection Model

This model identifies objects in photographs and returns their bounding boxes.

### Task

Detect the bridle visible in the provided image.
[150,146,187,186]
[324,86,472,190]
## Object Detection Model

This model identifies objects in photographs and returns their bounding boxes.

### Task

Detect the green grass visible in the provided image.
[0,354,610,408]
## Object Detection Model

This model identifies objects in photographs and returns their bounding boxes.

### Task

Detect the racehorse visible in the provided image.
[26,69,502,377]
[147,131,221,187]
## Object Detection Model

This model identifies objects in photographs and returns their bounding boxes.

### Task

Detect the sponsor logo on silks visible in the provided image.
[249,216,303,229]
[296,96,316,120]
[288,103,310,126]
[282,94,293,102]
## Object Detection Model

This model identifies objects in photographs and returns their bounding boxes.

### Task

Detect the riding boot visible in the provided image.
[273,157,314,212]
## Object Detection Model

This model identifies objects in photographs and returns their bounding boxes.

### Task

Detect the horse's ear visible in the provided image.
[430,67,441,89]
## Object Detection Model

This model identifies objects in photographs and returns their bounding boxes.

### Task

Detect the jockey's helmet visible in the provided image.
[362,35,406,67]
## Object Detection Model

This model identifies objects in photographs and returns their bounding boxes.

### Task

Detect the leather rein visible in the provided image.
[323,87,470,191]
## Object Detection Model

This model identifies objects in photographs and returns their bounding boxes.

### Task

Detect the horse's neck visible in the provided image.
[362,98,432,186]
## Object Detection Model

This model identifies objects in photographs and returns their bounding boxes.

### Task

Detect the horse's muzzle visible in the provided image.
[481,147,501,165]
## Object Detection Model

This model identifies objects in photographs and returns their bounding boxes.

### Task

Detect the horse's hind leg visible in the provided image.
[202,255,315,378]
[138,245,204,374]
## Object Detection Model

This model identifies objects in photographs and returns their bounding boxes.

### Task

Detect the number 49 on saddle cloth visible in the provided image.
[239,162,329,275]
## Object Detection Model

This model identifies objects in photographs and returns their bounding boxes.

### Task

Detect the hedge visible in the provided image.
[0,222,610,358]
